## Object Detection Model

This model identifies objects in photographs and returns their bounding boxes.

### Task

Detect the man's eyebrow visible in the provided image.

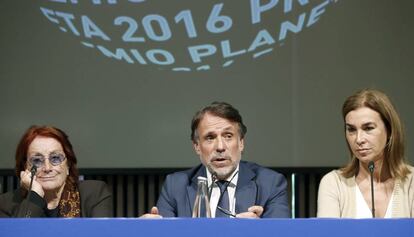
[222,126,236,131]
[203,131,216,137]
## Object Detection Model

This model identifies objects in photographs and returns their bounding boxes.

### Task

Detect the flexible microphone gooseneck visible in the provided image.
[368,161,375,218]
[208,172,217,199]
[25,165,37,217]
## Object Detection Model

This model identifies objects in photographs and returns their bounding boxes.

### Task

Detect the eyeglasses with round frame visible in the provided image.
[28,152,66,168]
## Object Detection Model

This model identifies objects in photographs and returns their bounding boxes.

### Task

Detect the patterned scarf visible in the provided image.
[58,182,81,217]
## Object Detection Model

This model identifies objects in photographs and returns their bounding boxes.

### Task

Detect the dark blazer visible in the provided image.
[157,161,290,218]
[0,180,112,217]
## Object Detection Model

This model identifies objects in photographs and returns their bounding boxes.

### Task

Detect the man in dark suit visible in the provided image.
[143,102,290,218]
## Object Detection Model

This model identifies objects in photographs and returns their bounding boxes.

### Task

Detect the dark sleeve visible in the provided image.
[79,180,113,217]
[261,172,291,218]
[156,174,178,217]
[0,190,47,218]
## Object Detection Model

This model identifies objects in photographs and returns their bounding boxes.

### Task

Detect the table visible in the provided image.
[0,218,413,237]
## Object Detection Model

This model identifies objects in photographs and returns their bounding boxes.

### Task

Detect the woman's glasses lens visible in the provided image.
[29,154,66,167]
[50,154,65,165]
[30,157,44,167]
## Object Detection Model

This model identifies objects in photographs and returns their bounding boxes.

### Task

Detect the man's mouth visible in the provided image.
[211,157,230,166]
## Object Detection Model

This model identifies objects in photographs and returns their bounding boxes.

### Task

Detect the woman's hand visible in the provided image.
[20,170,44,197]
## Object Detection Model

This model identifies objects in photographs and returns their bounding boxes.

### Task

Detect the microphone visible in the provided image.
[25,165,38,217]
[368,161,375,218]
[208,172,217,199]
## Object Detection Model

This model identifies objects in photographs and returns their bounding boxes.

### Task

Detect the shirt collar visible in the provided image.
[206,165,239,188]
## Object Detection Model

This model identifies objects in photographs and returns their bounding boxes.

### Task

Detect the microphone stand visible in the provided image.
[25,166,37,217]
[368,161,375,218]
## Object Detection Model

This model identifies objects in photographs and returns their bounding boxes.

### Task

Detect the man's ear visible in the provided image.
[193,141,201,155]
[239,138,245,152]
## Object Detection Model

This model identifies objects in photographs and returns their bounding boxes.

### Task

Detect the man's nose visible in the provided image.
[216,137,226,152]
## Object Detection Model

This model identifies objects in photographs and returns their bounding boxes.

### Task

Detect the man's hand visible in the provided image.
[235,205,263,218]
[140,206,163,218]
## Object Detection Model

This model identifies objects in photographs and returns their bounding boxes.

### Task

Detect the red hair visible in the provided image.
[15,125,79,188]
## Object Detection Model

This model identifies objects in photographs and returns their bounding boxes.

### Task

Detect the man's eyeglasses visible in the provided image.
[28,153,66,168]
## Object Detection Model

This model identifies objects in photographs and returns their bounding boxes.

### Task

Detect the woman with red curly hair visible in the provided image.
[0,125,112,217]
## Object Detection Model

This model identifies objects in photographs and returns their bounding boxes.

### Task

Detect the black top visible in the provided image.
[0,180,113,217]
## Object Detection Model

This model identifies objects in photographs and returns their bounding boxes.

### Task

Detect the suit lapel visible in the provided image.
[186,166,207,216]
[235,162,257,214]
